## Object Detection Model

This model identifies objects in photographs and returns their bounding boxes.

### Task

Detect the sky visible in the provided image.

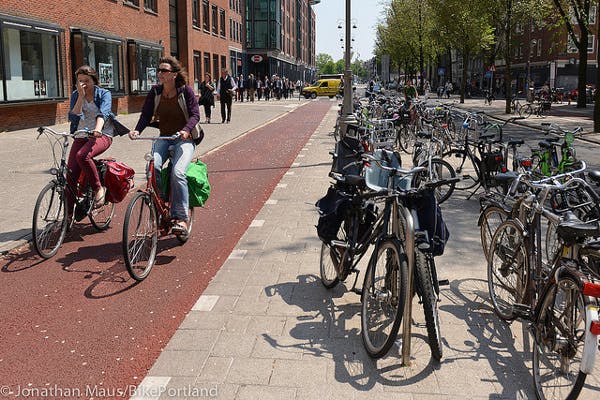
[313,0,387,61]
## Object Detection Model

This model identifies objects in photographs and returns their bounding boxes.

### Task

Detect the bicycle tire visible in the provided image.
[479,204,510,261]
[396,125,415,154]
[89,194,115,231]
[32,181,68,259]
[122,192,158,281]
[521,104,533,118]
[442,150,480,191]
[414,249,443,361]
[175,207,194,244]
[416,158,456,204]
[487,220,529,320]
[361,237,408,358]
[532,276,587,400]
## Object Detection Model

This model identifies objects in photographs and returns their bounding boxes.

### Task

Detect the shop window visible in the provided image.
[212,54,219,77]
[0,18,63,102]
[73,30,124,93]
[128,40,162,93]
[203,52,211,79]
[193,51,201,92]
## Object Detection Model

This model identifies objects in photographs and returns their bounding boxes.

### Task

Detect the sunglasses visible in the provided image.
[158,68,172,73]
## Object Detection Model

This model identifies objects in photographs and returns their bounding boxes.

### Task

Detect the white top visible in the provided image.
[78,100,114,136]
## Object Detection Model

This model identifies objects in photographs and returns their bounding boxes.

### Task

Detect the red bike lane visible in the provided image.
[0,100,331,395]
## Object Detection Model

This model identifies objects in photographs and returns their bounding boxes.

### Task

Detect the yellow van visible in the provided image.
[301,79,342,99]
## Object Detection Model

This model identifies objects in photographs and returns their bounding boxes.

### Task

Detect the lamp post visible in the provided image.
[526,39,537,102]
[337,0,357,136]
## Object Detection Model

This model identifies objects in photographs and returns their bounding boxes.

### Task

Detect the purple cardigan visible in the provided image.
[135,84,200,134]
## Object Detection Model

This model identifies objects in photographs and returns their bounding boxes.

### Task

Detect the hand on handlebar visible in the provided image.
[129,130,141,140]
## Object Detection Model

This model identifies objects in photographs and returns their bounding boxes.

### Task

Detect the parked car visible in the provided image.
[301,79,343,99]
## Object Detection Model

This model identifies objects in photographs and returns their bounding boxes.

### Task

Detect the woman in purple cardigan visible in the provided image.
[129,56,201,234]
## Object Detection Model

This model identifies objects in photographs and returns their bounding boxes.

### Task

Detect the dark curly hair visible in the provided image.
[159,56,188,87]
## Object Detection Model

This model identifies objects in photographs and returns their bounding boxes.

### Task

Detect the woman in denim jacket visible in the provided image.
[68,65,114,208]
[129,56,201,234]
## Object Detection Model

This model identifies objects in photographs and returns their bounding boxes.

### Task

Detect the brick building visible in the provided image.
[0,0,317,132]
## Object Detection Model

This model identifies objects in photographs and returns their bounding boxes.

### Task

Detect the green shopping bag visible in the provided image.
[161,159,211,207]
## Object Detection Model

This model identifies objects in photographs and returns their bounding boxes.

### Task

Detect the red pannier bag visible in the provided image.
[103,160,135,203]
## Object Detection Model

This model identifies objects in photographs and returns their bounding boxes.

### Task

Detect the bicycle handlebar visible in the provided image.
[37,126,97,139]
[508,160,588,196]
[131,133,182,141]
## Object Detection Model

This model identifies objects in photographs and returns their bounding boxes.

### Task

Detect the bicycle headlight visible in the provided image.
[144,153,153,161]
[49,167,59,176]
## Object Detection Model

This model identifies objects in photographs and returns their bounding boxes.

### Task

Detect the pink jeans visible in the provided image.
[67,135,112,193]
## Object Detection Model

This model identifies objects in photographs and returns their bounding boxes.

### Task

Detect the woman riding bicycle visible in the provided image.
[128,56,201,235]
[67,65,114,209]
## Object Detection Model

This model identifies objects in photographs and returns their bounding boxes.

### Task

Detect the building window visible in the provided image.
[590,6,597,24]
[72,30,124,93]
[144,0,157,12]
[202,0,210,31]
[220,9,226,37]
[192,0,201,28]
[124,0,140,7]
[537,39,542,56]
[0,18,63,101]
[127,40,163,93]
[193,51,201,92]
[212,53,219,77]
[588,35,595,53]
[221,55,227,73]
[204,52,211,79]
[212,5,218,34]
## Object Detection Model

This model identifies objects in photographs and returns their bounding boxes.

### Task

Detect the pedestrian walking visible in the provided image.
[216,69,237,123]
[236,74,245,102]
[247,74,257,102]
[198,72,215,123]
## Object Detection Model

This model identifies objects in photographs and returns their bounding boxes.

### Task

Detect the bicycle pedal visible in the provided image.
[438,279,450,286]
[512,303,532,319]
[330,240,350,249]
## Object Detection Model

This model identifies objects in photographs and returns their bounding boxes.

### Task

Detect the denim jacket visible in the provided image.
[68,86,113,134]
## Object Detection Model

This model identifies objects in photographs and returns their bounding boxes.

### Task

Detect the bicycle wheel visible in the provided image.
[443,150,480,190]
[175,207,194,244]
[122,192,158,281]
[521,104,533,118]
[361,238,408,358]
[479,204,510,261]
[532,277,588,400]
[89,192,115,231]
[487,220,529,320]
[416,158,456,204]
[396,125,415,154]
[32,181,68,259]
[414,249,443,361]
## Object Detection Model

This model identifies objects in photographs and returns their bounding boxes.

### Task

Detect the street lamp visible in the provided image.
[336,0,356,135]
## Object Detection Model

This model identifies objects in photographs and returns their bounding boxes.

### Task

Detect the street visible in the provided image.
[1,97,599,399]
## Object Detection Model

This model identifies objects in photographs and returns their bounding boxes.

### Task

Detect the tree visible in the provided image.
[553,0,593,109]
[316,53,336,75]
[428,0,495,102]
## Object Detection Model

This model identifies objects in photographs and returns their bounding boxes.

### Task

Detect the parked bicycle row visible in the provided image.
[316,91,600,399]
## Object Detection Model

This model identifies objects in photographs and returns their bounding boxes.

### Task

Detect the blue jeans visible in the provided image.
[152,138,195,221]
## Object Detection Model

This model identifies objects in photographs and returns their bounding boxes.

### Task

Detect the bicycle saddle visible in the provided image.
[556,211,600,244]
[508,138,524,146]
[538,140,555,149]
[588,170,600,185]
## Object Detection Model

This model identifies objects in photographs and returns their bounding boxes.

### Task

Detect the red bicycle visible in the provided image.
[122,133,194,281]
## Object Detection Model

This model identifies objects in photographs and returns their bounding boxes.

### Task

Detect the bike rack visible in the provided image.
[399,205,415,366]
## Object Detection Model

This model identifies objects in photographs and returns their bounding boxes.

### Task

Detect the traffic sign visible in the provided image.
[489,64,496,72]
[251,55,263,63]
